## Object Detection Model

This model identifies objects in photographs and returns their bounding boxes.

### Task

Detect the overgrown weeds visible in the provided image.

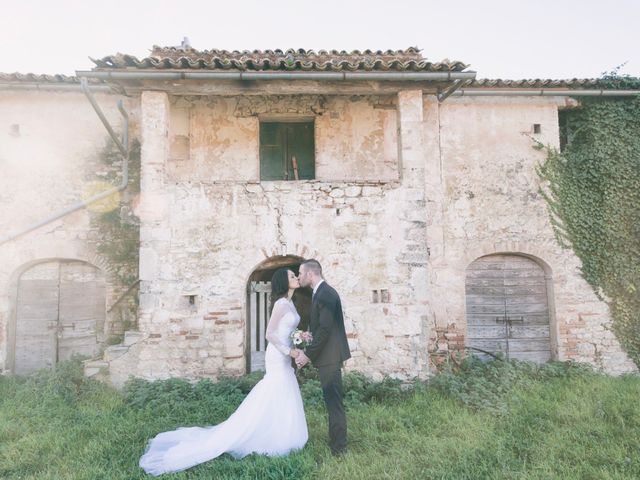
[428,355,598,414]
[2,357,639,479]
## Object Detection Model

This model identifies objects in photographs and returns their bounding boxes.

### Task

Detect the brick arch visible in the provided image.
[242,243,324,286]
[458,239,561,276]
[10,255,109,285]
[6,244,116,296]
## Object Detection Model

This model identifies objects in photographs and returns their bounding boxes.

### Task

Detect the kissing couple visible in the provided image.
[139,259,352,476]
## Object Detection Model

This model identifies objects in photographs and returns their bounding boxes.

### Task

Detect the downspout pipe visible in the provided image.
[81,78,128,159]
[437,79,466,102]
[76,70,478,82]
[0,79,129,246]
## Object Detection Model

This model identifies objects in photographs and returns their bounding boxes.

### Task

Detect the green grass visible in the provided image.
[1,359,639,479]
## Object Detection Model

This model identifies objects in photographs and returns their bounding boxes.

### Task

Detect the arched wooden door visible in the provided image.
[465,254,552,362]
[14,261,105,375]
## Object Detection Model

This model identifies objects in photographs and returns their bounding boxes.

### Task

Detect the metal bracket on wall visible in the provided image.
[437,79,467,102]
[495,314,525,360]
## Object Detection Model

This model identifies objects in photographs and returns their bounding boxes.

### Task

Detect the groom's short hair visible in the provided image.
[301,259,323,277]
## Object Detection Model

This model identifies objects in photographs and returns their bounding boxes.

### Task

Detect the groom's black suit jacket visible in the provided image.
[304,282,351,367]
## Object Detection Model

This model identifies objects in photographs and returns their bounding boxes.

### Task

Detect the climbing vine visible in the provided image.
[88,137,141,339]
[90,138,141,285]
[537,72,640,367]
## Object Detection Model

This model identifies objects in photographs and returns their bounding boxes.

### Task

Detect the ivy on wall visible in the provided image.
[88,138,141,338]
[91,138,141,285]
[537,73,640,367]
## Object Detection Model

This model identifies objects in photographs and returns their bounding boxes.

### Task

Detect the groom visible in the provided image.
[294,259,351,456]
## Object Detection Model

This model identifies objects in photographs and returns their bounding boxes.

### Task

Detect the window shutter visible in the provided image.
[260,123,286,180]
[287,123,315,180]
[260,121,315,181]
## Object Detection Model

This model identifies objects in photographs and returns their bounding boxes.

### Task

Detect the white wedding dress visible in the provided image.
[139,298,308,476]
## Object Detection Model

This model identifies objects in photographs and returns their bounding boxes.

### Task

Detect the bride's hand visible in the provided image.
[289,349,300,359]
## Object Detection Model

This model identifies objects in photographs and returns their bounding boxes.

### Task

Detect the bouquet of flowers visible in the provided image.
[290,329,313,349]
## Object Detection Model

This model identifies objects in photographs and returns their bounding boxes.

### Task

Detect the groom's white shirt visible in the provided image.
[312,279,324,300]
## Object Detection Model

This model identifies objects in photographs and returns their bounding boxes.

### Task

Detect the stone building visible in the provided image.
[0,46,637,386]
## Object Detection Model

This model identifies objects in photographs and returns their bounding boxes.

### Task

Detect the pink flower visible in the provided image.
[290,329,313,348]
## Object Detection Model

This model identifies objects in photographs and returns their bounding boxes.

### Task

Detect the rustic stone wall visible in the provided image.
[0,89,137,372]
[166,94,398,183]
[109,90,635,386]
[2,87,634,381]
[424,96,635,374]
[108,90,428,386]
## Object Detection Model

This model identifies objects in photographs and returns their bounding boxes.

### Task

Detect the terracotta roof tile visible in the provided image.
[467,78,602,89]
[91,46,469,72]
[0,72,81,83]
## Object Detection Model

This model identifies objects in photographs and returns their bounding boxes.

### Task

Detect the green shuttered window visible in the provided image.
[260,122,315,181]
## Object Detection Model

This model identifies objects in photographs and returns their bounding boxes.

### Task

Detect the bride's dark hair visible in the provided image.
[270,268,291,312]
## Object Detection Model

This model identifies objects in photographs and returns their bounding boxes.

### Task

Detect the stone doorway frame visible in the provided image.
[244,254,309,373]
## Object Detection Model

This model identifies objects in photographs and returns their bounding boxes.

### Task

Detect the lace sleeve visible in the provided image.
[265,299,292,356]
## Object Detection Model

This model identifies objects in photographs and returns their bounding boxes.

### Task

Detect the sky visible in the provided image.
[1,0,638,80]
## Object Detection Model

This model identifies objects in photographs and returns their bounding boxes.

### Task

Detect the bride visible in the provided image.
[139,269,308,476]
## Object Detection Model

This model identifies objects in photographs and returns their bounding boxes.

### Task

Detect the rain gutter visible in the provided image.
[74,71,639,98]
[451,89,640,97]
[0,83,113,92]
[76,70,478,82]
[0,79,129,246]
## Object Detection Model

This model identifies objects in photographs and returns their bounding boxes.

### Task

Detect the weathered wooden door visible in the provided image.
[248,281,271,372]
[14,261,105,375]
[57,262,105,362]
[14,263,59,374]
[465,254,552,362]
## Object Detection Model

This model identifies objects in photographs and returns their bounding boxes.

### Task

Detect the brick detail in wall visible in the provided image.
[429,324,466,368]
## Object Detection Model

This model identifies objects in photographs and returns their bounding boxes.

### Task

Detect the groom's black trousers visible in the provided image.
[318,363,347,455]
